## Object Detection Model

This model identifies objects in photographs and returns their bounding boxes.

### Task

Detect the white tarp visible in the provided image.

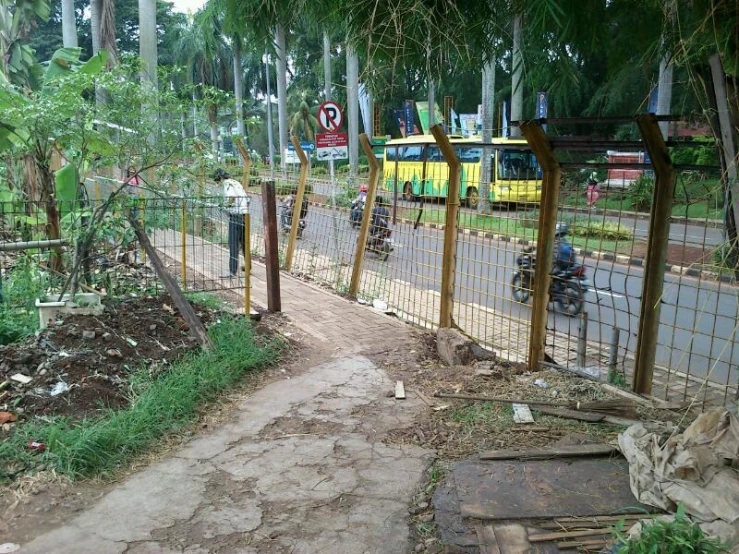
[618,408,739,548]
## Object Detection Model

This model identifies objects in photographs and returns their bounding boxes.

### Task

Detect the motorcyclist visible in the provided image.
[371,196,390,229]
[553,222,575,273]
[355,184,368,204]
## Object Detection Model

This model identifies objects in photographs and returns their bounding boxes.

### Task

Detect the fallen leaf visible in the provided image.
[0,412,16,424]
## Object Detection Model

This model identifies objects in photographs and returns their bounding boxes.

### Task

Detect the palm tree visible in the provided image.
[176,6,233,153]
[61,0,76,48]
[289,99,319,142]
[509,14,523,138]
[0,0,50,88]
[139,0,157,88]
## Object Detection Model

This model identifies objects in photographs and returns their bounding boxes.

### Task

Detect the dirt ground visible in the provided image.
[0,310,315,548]
[0,294,219,427]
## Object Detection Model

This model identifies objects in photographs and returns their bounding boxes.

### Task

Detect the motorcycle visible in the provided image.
[511,245,591,316]
[350,198,365,227]
[280,195,307,238]
[366,214,393,261]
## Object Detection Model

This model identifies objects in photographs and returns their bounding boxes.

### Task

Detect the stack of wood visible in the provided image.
[531,513,655,551]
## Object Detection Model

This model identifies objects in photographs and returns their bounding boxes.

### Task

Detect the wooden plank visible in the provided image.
[530,529,610,543]
[414,389,435,407]
[128,215,214,351]
[492,523,530,554]
[395,380,406,400]
[512,403,535,424]
[533,406,605,423]
[557,538,611,549]
[475,525,501,554]
[479,444,617,461]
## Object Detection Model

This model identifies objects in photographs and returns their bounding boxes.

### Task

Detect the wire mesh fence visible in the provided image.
[4,126,736,410]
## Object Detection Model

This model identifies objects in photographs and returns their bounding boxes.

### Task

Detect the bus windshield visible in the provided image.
[497,150,541,180]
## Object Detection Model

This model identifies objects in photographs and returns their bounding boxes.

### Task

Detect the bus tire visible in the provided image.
[402,182,413,201]
[466,187,479,209]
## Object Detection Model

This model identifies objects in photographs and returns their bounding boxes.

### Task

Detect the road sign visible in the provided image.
[316,132,348,160]
[318,101,344,132]
[287,141,315,152]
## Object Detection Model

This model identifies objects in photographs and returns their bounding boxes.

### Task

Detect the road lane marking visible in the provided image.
[593,289,625,299]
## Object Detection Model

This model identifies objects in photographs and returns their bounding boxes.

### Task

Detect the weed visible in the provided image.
[613,504,728,554]
[628,175,655,211]
[0,257,47,345]
[0,317,282,479]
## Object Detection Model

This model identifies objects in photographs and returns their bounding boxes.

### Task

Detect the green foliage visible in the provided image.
[0,257,46,345]
[613,505,729,554]
[670,138,720,168]
[628,175,655,212]
[311,166,328,175]
[275,181,314,196]
[0,316,283,479]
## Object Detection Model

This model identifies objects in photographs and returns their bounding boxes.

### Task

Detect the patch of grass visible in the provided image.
[184,291,227,311]
[613,504,729,553]
[0,317,282,480]
[0,258,47,345]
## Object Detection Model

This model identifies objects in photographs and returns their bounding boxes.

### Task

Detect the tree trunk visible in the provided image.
[90,0,101,54]
[233,39,245,138]
[138,0,158,89]
[208,105,219,155]
[479,57,496,214]
[346,40,359,183]
[275,25,288,174]
[61,0,77,48]
[510,14,523,138]
[265,53,275,176]
[323,32,332,101]
[428,80,435,133]
[100,0,117,66]
[709,54,739,275]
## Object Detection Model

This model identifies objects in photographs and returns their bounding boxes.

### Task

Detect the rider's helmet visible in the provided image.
[213,168,229,182]
[360,184,368,193]
[554,222,569,237]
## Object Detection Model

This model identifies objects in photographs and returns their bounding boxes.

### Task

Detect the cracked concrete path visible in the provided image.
[18,316,432,554]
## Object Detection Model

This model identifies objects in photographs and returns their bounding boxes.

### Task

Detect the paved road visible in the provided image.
[244,192,738,389]
[304,177,724,249]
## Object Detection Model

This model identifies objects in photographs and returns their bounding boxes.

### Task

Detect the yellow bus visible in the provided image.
[381,135,542,208]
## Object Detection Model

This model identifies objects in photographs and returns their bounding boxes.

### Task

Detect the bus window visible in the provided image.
[497,150,541,180]
[427,146,443,161]
[456,147,481,163]
[402,146,424,161]
[386,147,402,161]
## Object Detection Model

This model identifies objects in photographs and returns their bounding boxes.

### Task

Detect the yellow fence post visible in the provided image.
[632,114,677,395]
[180,198,187,285]
[234,137,252,190]
[349,134,380,297]
[284,136,308,271]
[431,125,461,328]
[520,121,561,372]
[244,212,251,316]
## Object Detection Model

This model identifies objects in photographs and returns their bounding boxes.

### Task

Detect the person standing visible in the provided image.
[215,169,249,278]
[585,173,600,208]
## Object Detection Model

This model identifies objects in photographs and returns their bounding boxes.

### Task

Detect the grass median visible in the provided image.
[0,316,283,481]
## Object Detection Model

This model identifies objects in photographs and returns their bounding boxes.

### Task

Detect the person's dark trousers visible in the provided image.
[228,213,246,276]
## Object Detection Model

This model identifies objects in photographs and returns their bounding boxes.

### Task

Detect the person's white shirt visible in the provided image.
[223,178,249,215]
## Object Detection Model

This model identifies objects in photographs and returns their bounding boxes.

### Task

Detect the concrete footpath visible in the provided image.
[17,270,432,554]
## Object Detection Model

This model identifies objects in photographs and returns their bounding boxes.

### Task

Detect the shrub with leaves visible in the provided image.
[628,174,655,211]
[613,506,729,554]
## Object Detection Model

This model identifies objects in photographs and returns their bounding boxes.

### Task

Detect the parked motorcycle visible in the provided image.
[350,198,365,227]
[511,245,591,316]
[366,213,393,261]
[280,195,307,238]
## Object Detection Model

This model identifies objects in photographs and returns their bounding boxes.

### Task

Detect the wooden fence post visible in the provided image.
[285,137,308,272]
[633,114,677,394]
[431,124,461,328]
[520,121,561,372]
[349,134,380,297]
[261,178,281,312]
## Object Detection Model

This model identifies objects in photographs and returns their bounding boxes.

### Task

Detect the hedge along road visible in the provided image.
[243,191,738,388]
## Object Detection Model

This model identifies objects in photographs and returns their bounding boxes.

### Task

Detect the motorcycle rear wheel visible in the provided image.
[512,272,532,303]
[554,284,583,316]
